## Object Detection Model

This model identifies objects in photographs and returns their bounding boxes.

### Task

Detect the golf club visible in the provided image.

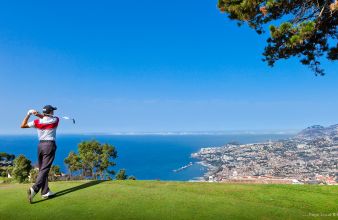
[39,113,76,124]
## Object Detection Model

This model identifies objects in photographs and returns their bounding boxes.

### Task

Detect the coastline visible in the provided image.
[190,125,338,184]
[1,134,293,181]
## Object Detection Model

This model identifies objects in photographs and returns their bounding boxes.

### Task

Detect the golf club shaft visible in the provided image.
[37,112,75,124]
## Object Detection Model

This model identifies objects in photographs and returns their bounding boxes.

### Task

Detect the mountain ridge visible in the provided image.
[295,124,338,140]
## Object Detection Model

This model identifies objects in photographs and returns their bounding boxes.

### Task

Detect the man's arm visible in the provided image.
[20,114,31,128]
[20,110,41,128]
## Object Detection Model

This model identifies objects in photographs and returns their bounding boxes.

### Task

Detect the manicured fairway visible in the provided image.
[0,181,337,220]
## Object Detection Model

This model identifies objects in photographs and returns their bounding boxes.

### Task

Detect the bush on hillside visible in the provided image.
[116,169,127,180]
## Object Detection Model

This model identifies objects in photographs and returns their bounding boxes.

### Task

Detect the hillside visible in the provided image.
[0,180,337,220]
[295,124,338,141]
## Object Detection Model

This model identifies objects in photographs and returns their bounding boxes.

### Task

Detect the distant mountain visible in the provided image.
[295,124,338,140]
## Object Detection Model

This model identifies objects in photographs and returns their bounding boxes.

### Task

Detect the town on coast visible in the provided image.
[192,125,338,185]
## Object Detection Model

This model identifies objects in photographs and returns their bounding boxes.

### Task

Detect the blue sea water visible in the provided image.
[0,134,292,181]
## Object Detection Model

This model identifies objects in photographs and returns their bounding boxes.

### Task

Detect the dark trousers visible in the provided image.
[32,141,56,195]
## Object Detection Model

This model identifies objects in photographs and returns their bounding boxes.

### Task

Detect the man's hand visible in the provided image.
[27,109,37,116]
[22,109,43,128]
[26,109,43,118]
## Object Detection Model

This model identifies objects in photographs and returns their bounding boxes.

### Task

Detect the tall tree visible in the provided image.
[64,141,118,180]
[78,140,101,179]
[218,0,338,75]
[64,151,82,177]
[12,155,32,183]
[97,143,117,180]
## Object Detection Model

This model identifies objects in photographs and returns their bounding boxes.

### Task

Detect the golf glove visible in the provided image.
[27,109,36,116]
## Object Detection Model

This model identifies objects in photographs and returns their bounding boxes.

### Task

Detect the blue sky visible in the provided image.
[0,0,337,134]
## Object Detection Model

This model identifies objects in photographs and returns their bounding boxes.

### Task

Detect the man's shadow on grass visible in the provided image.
[33,180,105,204]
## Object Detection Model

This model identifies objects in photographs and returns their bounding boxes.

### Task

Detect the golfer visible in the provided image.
[21,105,59,203]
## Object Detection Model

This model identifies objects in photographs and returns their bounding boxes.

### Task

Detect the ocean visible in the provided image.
[0,134,292,181]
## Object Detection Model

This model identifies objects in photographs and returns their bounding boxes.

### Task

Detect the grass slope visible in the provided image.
[0,181,337,220]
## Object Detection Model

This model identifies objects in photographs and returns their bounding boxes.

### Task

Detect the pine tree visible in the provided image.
[218,0,338,75]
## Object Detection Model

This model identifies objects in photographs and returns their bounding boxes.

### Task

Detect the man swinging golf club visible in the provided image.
[21,105,59,203]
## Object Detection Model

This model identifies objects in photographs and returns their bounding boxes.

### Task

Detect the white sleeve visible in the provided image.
[27,121,35,128]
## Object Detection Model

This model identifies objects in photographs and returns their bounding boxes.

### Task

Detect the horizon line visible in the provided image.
[0,129,300,136]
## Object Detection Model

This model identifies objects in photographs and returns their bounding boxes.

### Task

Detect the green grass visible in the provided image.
[0,181,337,220]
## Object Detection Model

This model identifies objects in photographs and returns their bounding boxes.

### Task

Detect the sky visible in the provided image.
[0,0,337,134]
